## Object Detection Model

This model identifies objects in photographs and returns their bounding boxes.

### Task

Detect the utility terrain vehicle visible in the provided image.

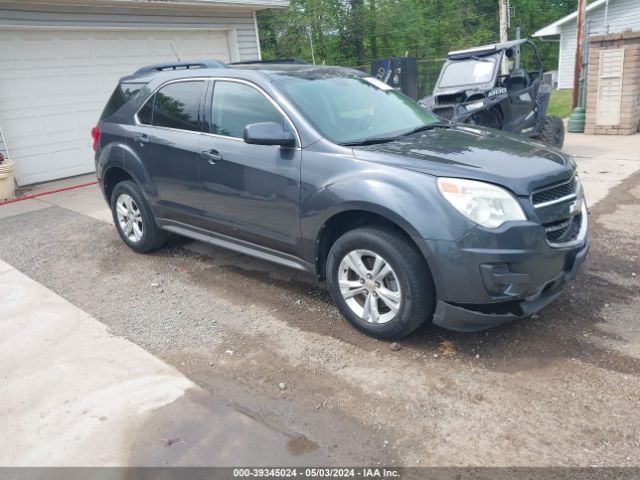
[419,39,565,148]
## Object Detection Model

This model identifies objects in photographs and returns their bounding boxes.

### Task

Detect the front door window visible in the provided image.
[210,81,292,139]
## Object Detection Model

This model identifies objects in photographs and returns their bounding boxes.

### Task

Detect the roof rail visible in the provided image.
[131,59,227,77]
[230,58,309,65]
[448,39,529,60]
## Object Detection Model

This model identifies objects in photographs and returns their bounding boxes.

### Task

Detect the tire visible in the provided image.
[469,107,502,130]
[539,115,565,148]
[110,180,167,253]
[326,226,435,340]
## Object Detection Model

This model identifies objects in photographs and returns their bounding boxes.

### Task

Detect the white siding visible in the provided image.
[557,0,640,89]
[0,2,261,60]
[0,29,235,185]
[599,0,640,35]
[0,1,269,184]
[558,29,578,89]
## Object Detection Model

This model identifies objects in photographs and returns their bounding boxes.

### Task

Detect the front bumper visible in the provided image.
[431,238,589,332]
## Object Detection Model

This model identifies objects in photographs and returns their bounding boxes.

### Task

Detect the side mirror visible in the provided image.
[243,122,296,147]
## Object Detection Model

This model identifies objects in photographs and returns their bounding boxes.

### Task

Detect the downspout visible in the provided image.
[253,11,262,60]
[603,0,610,34]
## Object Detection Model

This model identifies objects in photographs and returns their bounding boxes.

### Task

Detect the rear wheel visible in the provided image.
[111,181,167,253]
[539,115,565,148]
[326,227,435,339]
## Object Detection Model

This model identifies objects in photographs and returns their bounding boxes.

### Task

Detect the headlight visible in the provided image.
[465,100,484,111]
[437,177,526,228]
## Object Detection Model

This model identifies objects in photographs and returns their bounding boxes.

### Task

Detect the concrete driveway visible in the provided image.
[0,133,639,467]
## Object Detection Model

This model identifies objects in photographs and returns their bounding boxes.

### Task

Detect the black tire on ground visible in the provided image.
[539,115,565,148]
[110,180,167,253]
[326,226,436,340]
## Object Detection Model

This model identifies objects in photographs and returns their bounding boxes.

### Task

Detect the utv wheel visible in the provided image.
[469,107,502,130]
[111,181,167,253]
[326,227,435,340]
[539,115,565,148]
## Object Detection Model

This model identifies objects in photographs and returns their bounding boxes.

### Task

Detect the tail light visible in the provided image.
[91,126,100,152]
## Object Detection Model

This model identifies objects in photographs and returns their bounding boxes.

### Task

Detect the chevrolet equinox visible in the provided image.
[94,60,589,339]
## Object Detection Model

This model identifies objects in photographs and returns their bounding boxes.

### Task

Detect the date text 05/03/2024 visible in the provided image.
[232,468,401,478]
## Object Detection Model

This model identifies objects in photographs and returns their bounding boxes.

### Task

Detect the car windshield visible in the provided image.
[438,57,497,88]
[275,74,440,144]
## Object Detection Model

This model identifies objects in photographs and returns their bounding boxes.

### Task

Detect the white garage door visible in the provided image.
[0,28,232,186]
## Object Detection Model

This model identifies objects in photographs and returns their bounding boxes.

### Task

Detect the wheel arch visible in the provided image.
[313,206,437,284]
[103,166,135,203]
[101,143,157,203]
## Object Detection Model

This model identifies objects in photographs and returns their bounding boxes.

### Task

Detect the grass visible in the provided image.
[547,89,574,118]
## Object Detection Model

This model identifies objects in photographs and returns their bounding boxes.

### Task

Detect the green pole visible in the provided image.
[567,20,590,132]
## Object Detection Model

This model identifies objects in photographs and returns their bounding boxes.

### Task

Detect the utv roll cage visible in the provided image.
[419,39,564,148]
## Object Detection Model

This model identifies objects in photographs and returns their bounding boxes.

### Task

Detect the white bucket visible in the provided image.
[0,159,16,200]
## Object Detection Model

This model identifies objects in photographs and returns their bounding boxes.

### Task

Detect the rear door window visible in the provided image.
[137,96,154,125]
[138,80,205,132]
[153,81,205,131]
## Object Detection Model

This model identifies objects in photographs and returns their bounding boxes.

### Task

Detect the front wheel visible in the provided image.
[326,227,435,340]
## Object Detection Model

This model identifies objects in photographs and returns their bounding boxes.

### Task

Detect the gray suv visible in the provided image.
[94,60,589,339]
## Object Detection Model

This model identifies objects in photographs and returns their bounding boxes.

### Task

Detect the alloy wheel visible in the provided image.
[115,193,143,243]
[337,249,402,324]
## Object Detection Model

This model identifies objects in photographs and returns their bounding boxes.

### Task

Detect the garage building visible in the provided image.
[0,0,287,186]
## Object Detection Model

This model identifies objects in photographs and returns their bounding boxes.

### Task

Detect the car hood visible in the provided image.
[351,125,574,196]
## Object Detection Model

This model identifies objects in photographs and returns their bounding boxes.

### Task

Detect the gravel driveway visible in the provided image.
[0,163,639,467]
[2,133,640,468]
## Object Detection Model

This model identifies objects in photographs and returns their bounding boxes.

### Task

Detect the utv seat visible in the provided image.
[504,68,530,92]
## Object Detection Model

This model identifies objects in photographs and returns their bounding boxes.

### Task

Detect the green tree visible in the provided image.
[257,0,579,95]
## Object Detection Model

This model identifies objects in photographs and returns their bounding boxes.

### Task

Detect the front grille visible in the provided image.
[532,177,577,207]
[533,175,586,246]
[543,211,582,244]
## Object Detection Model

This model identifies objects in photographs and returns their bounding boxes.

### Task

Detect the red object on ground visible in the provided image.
[0,181,98,206]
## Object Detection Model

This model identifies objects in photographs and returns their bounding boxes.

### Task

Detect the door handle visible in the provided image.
[135,134,150,146]
[201,150,223,165]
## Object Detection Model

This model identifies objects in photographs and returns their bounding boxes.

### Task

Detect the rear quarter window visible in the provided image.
[100,82,146,120]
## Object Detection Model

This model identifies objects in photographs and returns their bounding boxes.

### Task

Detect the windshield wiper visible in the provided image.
[340,123,452,146]
[397,123,452,138]
[339,136,398,147]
